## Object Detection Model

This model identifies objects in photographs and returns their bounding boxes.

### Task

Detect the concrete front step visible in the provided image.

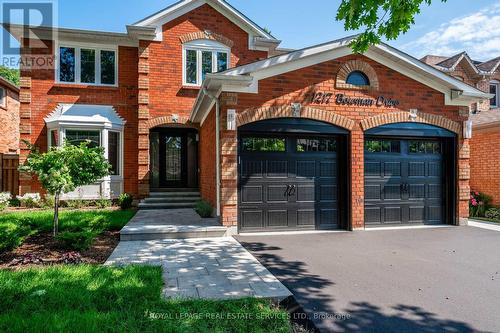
[149,192,201,198]
[150,188,199,193]
[138,202,197,209]
[119,209,228,241]
[143,197,201,203]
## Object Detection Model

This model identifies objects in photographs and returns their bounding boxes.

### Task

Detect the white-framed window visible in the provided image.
[182,40,230,86]
[0,87,5,108]
[48,127,123,177]
[490,80,500,108]
[56,43,118,86]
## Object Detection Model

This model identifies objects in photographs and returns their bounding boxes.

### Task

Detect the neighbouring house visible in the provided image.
[3,0,490,232]
[0,76,19,154]
[422,53,500,203]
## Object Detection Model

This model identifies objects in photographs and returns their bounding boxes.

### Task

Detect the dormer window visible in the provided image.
[182,40,230,86]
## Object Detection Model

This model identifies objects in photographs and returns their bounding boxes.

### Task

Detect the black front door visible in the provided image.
[158,132,189,187]
[238,134,340,232]
[364,138,445,226]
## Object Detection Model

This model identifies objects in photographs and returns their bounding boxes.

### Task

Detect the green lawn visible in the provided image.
[0,209,136,253]
[0,265,292,333]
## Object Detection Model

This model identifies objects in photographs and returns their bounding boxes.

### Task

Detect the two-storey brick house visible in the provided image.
[4,0,489,232]
[422,52,500,203]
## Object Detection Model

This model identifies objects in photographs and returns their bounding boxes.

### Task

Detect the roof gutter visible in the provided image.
[190,74,254,123]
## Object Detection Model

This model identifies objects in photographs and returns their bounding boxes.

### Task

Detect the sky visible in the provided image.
[5,0,500,61]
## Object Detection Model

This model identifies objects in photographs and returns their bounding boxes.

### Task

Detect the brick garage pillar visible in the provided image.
[220,107,238,227]
[351,126,365,230]
[458,138,471,225]
[137,42,151,198]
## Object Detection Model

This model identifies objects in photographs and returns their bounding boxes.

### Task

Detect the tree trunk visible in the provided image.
[53,192,60,237]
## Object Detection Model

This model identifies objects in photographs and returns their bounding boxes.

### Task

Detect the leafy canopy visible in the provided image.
[0,65,20,86]
[336,0,447,53]
[20,141,111,196]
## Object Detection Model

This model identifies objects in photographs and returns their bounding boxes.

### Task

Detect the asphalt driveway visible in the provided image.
[236,226,500,333]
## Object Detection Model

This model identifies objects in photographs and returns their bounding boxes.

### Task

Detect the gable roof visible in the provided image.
[477,56,500,73]
[435,52,465,69]
[434,52,479,74]
[191,35,492,124]
[422,52,500,75]
[132,0,279,46]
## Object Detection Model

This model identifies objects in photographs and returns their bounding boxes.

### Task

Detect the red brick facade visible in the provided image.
[215,55,470,228]
[0,79,19,154]
[135,3,268,197]
[14,1,480,230]
[470,128,500,204]
[18,41,139,195]
[422,53,500,202]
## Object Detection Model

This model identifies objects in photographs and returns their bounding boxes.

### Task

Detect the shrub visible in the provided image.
[0,192,11,211]
[42,194,55,209]
[195,200,213,218]
[17,193,41,208]
[9,197,20,207]
[56,231,96,251]
[95,198,112,209]
[118,193,133,210]
[0,223,31,253]
[470,191,493,217]
[485,208,500,220]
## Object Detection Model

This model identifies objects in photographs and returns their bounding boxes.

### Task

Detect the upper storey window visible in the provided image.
[183,40,230,86]
[491,80,499,108]
[57,44,118,86]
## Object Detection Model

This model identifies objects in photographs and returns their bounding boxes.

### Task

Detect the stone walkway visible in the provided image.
[105,237,292,300]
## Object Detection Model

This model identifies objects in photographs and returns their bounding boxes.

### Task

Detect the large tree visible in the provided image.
[336,0,447,53]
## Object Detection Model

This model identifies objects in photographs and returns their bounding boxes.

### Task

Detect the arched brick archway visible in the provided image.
[236,105,356,130]
[179,31,234,48]
[360,111,462,135]
[146,115,197,129]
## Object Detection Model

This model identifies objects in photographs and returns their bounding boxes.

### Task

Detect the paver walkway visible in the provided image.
[106,237,291,300]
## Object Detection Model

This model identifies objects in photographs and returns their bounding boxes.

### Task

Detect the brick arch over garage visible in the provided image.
[360,111,462,135]
[146,115,198,129]
[236,106,356,131]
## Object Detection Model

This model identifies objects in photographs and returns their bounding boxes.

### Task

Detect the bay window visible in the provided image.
[57,44,117,86]
[490,81,499,108]
[45,104,125,199]
[182,40,230,86]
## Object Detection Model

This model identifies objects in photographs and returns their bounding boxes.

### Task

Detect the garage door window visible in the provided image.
[241,137,286,152]
[409,141,441,154]
[365,139,400,153]
[297,138,336,152]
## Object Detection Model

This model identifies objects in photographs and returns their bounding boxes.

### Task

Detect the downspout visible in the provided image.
[203,88,221,217]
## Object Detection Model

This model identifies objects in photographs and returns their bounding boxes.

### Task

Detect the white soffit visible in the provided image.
[45,104,125,128]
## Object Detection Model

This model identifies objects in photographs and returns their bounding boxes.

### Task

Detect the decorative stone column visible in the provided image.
[137,42,151,198]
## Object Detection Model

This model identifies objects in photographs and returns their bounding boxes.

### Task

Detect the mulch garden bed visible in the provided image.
[0,231,120,269]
